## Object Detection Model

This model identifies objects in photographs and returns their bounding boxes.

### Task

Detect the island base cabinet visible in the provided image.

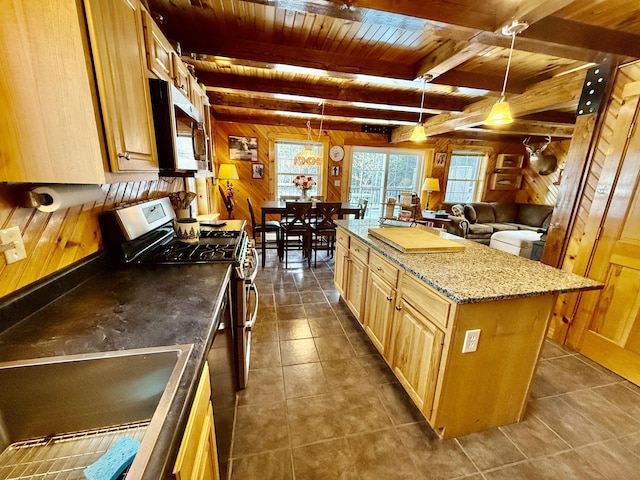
[334,243,349,298]
[389,298,444,418]
[431,295,557,438]
[346,257,367,323]
[174,362,221,480]
[364,272,396,356]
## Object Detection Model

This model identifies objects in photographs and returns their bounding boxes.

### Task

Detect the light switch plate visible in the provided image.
[0,226,27,264]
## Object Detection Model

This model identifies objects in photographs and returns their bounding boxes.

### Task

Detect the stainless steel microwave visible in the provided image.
[149,79,208,172]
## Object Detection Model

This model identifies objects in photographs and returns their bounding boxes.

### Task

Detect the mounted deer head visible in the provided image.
[523,135,558,175]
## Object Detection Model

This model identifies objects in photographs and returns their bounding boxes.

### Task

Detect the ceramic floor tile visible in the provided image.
[539,339,575,359]
[233,402,290,456]
[482,461,541,480]
[576,439,640,480]
[276,304,307,321]
[280,338,320,365]
[314,334,356,361]
[274,291,302,306]
[528,396,613,447]
[283,362,328,399]
[332,384,393,434]
[256,306,277,323]
[592,383,640,419]
[238,367,285,406]
[549,355,622,389]
[457,429,526,471]
[251,321,278,344]
[230,449,294,480]
[249,341,282,369]
[308,317,344,337]
[499,413,571,458]
[376,382,426,426]
[291,438,359,480]
[347,428,422,480]
[530,451,606,479]
[347,331,380,356]
[304,302,336,319]
[561,389,640,436]
[356,354,398,385]
[396,422,478,480]
[299,290,329,304]
[278,319,313,340]
[287,393,344,447]
[321,357,370,389]
[337,314,365,335]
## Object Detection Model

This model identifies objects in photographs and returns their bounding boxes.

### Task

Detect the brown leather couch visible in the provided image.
[440,202,553,244]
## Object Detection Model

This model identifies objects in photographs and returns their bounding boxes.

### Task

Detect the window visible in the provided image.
[444,151,487,203]
[349,147,424,219]
[273,139,326,199]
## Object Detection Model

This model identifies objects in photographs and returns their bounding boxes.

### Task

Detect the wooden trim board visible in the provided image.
[368,227,465,253]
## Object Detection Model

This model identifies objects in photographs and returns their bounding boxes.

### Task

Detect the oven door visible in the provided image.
[236,247,259,389]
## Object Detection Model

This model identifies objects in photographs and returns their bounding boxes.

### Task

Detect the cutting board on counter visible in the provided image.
[368,227,465,253]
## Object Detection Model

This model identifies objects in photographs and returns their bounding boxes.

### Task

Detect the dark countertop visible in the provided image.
[337,219,603,304]
[0,257,233,479]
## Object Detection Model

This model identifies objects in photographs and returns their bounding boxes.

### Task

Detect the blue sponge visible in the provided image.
[84,436,140,480]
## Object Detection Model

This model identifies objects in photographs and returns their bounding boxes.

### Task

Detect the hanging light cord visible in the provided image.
[418,77,426,123]
[316,101,325,142]
[500,32,516,100]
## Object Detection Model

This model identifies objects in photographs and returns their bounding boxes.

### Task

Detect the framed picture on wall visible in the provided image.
[436,152,447,167]
[229,136,258,161]
[252,163,265,179]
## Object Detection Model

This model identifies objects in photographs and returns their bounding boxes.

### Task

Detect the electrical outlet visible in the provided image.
[0,226,27,264]
[462,329,481,353]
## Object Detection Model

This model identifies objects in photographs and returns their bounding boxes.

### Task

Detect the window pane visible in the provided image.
[275,141,322,198]
[444,152,484,204]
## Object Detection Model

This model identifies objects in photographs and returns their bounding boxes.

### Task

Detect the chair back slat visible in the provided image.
[313,202,341,231]
[283,202,312,231]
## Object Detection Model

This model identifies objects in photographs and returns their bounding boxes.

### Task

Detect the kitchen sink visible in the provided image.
[0,344,193,479]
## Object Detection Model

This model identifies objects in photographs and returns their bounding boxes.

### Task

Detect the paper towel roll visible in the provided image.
[32,184,104,212]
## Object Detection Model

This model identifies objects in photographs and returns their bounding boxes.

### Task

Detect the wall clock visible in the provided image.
[329,145,345,161]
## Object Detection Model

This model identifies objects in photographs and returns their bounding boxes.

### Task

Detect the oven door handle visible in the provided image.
[246,283,259,331]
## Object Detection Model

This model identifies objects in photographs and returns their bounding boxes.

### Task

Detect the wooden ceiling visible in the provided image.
[143,0,640,143]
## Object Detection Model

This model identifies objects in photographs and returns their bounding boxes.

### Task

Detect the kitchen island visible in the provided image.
[0,253,232,479]
[334,219,602,438]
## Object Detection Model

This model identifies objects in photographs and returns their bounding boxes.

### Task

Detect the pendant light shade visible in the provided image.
[484,20,527,126]
[294,102,325,166]
[484,99,514,125]
[411,75,430,142]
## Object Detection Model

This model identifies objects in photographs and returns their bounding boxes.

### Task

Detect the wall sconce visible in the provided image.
[485,20,528,126]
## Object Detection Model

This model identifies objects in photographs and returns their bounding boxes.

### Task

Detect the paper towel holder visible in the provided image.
[23,190,52,209]
[21,184,104,211]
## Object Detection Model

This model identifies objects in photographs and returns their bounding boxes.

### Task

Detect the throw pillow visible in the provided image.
[464,204,477,224]
[451,204,464,217]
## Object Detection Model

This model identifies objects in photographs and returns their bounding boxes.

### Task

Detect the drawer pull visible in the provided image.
[395,305,402,311]
[377,267,383,271]
[118,152,131,161]
[387,296,393,301]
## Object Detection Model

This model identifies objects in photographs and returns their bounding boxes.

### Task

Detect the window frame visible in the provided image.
[268,133,329,200]
[443,149,490,204]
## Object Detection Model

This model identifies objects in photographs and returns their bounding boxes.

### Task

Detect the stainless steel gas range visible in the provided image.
[100,197,259,391]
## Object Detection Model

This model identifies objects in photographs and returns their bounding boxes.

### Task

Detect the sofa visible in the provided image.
[439,202,553,244]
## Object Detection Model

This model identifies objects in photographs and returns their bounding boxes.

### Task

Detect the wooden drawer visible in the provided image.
[350,237,370,263]
[336,229,350,249]
[401,274,451,329]
[369,251,399,288]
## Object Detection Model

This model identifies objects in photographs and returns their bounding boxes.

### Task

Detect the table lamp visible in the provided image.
[218,164,239,218]
[421,177,440,211]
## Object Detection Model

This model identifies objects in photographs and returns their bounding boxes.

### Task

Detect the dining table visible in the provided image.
[259,200,362,266]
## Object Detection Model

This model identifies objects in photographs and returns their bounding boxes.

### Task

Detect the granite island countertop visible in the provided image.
[0,257,233,480]
[337,219,602,304]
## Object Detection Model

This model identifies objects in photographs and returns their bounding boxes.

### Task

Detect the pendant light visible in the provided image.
[485,20,528,126]
[410,75,429,142]
[294,102,325,166]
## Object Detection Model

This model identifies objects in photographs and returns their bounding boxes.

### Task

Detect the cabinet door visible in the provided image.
[346,257,367,322]
[142,9,173,81]
[173,53,192,100]
[84,0,158,172]
[334,243,349,297]
[390,298,444,417]
[0,0,106,183]
[364,272,395,357]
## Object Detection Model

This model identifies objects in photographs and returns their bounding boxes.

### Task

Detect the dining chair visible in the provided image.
[358,198,368,219]
[310,202,341,267]
[280,201,312,268]
[279,195,299,201]
[247,197,282,267]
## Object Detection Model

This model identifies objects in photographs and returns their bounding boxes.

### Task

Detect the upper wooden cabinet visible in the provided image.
[142,9,174,82]
[0,0,158,183]
[84,0,158,173]
[172,53,192,101]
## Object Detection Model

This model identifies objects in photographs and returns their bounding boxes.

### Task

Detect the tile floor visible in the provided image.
[224,249,640,479]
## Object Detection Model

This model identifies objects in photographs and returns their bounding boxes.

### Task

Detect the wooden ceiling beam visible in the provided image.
[213,111,367,132]
[466,119,575,138]
[415,40,495,79]
[492,0,577,31]
[391,70,586,142]
[206,90,424,122]
[195,70,469,112]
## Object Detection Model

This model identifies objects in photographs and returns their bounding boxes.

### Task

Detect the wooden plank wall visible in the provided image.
[0,177,186,299]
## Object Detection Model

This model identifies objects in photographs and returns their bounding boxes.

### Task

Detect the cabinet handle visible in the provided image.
[118,152,131,161]
[377,267,383,271]
[395,305,402,311]
[386,296,393,301]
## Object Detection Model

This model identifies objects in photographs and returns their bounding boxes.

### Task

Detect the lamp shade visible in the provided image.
[293,145,322,166]
[421,177,440,192]
[410,123,427,142]
[218,164,239,180]
[485,100,514,126]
